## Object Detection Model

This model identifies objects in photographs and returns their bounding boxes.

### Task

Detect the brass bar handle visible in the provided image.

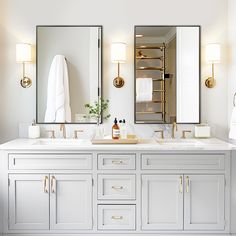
[111,216,123,220]
[179,176,183,193]
[112,185,123,190]
[112,160,123,165]
[186,176,190,193]
[43,176,48,193]
[51,176,56,193]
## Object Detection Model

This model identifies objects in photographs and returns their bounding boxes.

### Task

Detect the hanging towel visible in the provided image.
[229,106,236,139]
[44,55,71,123]
[136,78,153,102]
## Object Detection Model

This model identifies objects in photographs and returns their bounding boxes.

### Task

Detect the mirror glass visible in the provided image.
[135,26,200,124]
[37,25,102,124]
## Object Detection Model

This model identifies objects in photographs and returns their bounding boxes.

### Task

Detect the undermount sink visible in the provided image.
[32,139,91,146]
[156,138,203,146]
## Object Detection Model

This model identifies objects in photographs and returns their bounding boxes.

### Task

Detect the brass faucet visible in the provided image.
[171,122,178,139]
[60,124,66,139]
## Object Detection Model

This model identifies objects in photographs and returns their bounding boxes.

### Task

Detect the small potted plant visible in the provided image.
[85,98,110,139]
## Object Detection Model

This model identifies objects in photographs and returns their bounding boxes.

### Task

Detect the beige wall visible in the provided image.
[0,0,229,142]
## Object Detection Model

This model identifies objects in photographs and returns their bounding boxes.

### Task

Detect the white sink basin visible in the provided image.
[32,139,91,146]
[156,138,203,146]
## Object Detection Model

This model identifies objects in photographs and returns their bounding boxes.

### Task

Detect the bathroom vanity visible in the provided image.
[0,138,234,236]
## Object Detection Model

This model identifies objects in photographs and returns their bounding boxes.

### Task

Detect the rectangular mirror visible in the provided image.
[36,25,102,124]
[134,25,200,124]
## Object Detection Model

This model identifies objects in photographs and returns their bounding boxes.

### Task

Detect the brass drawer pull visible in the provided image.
[51,176,56,193]
[112,185,123,190]
[111,215,123,220]
[43,176,48,193]
[112,160,124,165]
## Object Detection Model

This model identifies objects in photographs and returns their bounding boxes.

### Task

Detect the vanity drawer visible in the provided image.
[98,205,136,230]
[98,153,136,170]
[98,174,135,200]
[8,153,92,170]
[141,153,225,170]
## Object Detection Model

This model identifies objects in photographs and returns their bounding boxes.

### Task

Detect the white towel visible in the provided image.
[229,107,236,139]
[136,78,153,102]
[44,55,71,123]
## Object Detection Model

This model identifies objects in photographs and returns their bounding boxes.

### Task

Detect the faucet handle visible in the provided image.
[154,130,164,139]
[182,130,191,139]
[46,130,55,139]
[73,130,84,139]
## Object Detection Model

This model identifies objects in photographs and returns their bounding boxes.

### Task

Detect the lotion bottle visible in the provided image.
[112,118,120,139]
[120,119,127,139]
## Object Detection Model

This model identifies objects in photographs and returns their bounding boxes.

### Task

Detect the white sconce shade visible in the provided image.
[16,43,32,62]
[205,43,221,64]
[111,42,127,63]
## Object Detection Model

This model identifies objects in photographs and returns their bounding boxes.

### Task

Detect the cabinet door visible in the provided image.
[142,175,183,230]
[184,175,225,230]
[9,174,49,230]
[50,174,92,230]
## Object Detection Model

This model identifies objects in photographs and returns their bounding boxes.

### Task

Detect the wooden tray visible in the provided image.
[92,137,139,145]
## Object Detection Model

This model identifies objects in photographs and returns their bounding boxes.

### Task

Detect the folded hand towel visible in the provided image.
[44,55,71,123]
[136,78,153,102]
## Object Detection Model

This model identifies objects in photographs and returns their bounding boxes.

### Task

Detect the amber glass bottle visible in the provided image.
[112,118,120,139]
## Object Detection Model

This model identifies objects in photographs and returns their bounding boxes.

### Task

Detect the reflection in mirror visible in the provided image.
[36,25,102,124]
[135,26,200,124]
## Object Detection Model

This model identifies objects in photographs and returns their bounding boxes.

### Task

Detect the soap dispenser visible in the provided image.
[28,119,40,139]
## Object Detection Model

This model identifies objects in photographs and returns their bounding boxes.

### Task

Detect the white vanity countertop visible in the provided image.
[0,138,233,151]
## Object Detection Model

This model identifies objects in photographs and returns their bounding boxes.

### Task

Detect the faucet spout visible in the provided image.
[60,124,66,139]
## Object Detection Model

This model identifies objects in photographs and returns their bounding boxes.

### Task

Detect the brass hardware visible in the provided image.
[136,66,164,71]
[155,130,164,139]
[20,76,32,88]
[171,122,178,139]
[51,176,56,193]
[186,176,190,193]
[205,63,216,88]
[112,186,123,190]
[111,216,123,220]
[182,130,192,139]
[43,176,48,193]
[46,130,55,139]
[73,130,83,139]
[179,176,183,193]
[60,124,66,139]
[113,62,125,88]
[112,160,123,165]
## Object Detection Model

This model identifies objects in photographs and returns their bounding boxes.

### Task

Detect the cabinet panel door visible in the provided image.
[184,175,225,230]
[50,174,92,230]
[9,174,49,230]
[142,175,183,230]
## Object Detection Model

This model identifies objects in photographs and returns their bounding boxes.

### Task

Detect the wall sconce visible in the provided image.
[111,42,127,88]
[16,43,32,88]
[205,43,221,88]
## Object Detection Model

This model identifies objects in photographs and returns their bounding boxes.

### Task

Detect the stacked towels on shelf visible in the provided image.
[136,78,153,102]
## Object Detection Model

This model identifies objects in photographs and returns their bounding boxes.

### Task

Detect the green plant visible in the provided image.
[85,98,110,124]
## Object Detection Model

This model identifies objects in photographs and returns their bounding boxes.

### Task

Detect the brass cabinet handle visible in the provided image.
[186,176,190,193]
[179,176,183,193]
[112,185,123,190]
[112,160,123,165]
[111,216,123,220]
[43,176,48,193]
[51,176,56,193]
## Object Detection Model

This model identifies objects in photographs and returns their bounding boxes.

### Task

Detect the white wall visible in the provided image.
[0,0,229,143]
